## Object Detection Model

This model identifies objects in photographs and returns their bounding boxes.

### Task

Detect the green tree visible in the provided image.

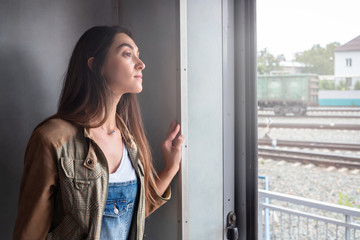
[295,42,340,75]
[319,79,335,90]
[354,81,360,90]
[336,80,350,90]
[257,48,283,74]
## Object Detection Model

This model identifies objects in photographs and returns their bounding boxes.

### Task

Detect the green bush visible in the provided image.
[338,192,360,209]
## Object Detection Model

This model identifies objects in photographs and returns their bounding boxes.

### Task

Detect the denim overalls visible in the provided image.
[100,139,139,240]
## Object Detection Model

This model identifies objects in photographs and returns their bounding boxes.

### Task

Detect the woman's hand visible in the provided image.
[154,120,184,198]
[161,119,184,174]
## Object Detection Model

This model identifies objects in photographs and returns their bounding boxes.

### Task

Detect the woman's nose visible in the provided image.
[137,58,145,70]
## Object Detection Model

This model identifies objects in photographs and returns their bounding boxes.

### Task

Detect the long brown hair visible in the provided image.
[34,25,160,206]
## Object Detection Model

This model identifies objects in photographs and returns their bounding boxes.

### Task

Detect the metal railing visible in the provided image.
[258,189,360,239]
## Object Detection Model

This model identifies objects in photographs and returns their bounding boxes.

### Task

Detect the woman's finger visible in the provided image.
[166,120,177,135]
[173,134,184,149]
[165,123,180,142]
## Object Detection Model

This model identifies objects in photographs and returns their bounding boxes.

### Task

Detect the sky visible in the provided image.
[257,0,360,60]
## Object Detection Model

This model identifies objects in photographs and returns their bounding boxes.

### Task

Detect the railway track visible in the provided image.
[258,138,360,151]
[306,107,360,112]
[258,147,360,169]
[257,122,360,130]
[260,107,360,113]
[258,114,360,119]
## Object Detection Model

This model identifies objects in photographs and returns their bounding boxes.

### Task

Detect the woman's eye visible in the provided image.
[124,52,132,57]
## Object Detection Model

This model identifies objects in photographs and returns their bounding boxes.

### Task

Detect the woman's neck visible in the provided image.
[91,95,121,133]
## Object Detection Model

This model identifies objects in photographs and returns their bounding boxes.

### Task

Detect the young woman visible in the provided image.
[13,25,184,240]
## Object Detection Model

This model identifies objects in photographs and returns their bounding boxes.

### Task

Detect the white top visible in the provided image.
[109,140,137,183]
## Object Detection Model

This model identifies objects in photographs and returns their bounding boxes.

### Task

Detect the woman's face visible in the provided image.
[100,33,145,96]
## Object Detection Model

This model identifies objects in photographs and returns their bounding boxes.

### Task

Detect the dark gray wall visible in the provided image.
[0,1,113,238]
[117,0,182,239]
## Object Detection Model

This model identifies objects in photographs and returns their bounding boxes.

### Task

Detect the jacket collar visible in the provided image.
[82,113,139,171]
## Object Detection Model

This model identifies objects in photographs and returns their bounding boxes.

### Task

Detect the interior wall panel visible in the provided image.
[187,0,224,239]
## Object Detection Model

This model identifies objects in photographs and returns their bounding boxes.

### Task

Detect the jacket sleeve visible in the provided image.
[145,182,171,218]
[13,130,58,240]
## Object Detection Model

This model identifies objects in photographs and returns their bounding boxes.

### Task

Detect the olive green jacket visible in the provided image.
[13,114,171,240]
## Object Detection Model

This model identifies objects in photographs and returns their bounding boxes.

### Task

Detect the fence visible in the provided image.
[258,189,360,239]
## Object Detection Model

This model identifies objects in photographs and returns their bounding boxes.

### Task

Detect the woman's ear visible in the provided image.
[87,57,95,71]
